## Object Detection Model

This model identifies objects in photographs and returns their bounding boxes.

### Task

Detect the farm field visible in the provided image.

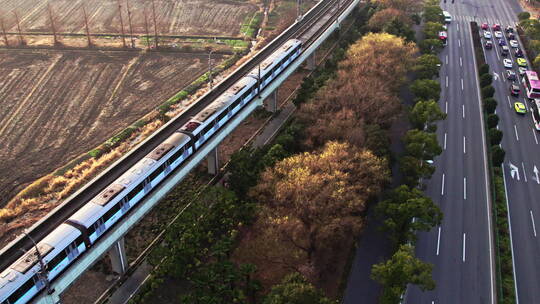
[0,49,224,207]
[0,0,259,37]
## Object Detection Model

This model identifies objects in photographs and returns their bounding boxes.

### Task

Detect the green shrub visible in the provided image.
[480,73,493,87]
[491,145,506,167]
[479,64,490,75]
[487,114,499,129]
[483,98,497,114]
[488,128,503,146]
[481,86,495,98]
[518,11,531,21]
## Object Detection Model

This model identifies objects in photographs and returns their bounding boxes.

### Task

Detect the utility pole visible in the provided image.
[296,0,302,21]
[21,231,54,296]
[0,17,8,46]
[151,0,158,49]
[82,4,92,47]
[208,49,214,90]
[47,3,58,46]
[126,0,135,48]
[117,0,127,48]
[143,8,150,49]
[13,11,24,45]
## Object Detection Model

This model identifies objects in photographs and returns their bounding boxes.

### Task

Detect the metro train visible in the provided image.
[0,38,302,304]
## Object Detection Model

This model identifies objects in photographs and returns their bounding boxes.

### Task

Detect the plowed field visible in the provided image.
[0,49,223,206]
[0,0,258,36]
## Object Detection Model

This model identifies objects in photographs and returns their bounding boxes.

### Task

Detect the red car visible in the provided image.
[493,23,501,31]
[481,23,489,30]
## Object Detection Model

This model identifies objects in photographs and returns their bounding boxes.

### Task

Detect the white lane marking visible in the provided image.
[463,136,466,154]
[446,55,449,65]
[436,227,441,255]
[460,57,463,67]
[462,104,465,118]
[502,161,521,304]
[531,210,537,237]
[444,132,447,150]
[445,101,448,113]
[461,78,464,91]
[441,173,445,196]
[496,47,501,60]
[459,39,461,47]
[457,23,460,31]
[446,76,449,88]
[522,162,528,182]
[533,128,539,144]
[464,177,467,200]
[470,27,496,304]
[462,233,466,262]
[514,124,519,141]
[507,96,512,108]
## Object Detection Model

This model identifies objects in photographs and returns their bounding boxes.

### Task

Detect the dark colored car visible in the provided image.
[515,48,524,57]
[493,23,501,31]
[501,45,510,56]
[507,32,516,39]
[498,38,506,46]
[506,70,517,80]
[510,84,521,96]
[481,23,489,30]
[485,40,493,49]
[505,26,514,33]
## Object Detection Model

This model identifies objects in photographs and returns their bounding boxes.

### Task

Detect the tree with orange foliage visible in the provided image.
[372,0,424,15]
[250,141,389,279]
[368,8,413,31]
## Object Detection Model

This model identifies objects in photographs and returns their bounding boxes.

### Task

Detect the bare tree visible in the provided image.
[13,11,24,45]
[117,0,127,48]
[0,16,8,46]
[151,0,158,48]
[82,4,92,47]
[143,7,150,49]
[126,0,135,48]
[47,3,58,45]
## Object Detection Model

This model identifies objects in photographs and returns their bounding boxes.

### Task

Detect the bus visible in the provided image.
[443,11,452,23]
[522,70,540,99]
[531,99,540,131]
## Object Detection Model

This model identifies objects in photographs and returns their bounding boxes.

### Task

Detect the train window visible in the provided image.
[103,202,121,222]
[230,97,242,110]
[66,243,79,261]
[126,183,144,201]
[7,278,35,303]
[74,235,84,247]
[47,250,67,270]
[148,166,163,182]
[170,146,186,163]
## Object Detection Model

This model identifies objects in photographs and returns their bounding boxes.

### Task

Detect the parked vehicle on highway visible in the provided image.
[515,48,524,57]
[494,31,503,38]
[498,38,506,46]
[484,31,492,39]
[493,23,501,31]
[510,84,521,96]
[501,45,510,56]
[507,70,517,80]
[505,26,514,33]
[514,102,527,114]
[522,70,540,98]
[507,32,516,40]
[439,31,448,46]
[485,40,493,49]
[481,23,489,30]
[519,67,527,76]
[517,58,528,67]
[503,58,513,68]
[0,38,305,304]
[443,11,452,23]
[510,40,519,48]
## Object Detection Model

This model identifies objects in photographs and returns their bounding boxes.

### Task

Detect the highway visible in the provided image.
[475,0,540,302]
[404,1,496,303]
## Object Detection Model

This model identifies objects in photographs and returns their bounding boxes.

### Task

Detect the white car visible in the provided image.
[519,67,527,75]
[503,58,513,68]
[509,40,519,48]
[494,31,503,38]
[484,31,492,39]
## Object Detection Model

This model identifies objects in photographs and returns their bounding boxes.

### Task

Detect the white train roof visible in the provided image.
[248,39,302,78]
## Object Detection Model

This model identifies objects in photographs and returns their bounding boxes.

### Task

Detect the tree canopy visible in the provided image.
[263,273,335,304]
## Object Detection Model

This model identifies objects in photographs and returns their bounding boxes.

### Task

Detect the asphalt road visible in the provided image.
[404,2,498,303]
[474,0,540,302]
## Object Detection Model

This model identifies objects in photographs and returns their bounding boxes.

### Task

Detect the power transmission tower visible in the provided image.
[82,4,92,47]
[143,8,150,49]
[151,0,158,49]
[117,0,127,48]
[126,0,135,48]
[13,11,24,45]
[47,3,58,46]
[0,16,8,46]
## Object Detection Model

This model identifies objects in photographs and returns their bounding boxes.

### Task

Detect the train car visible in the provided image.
[0,224,85,304]
[66,132,192,245]
[179,77,258,148]
[248,39,302,89]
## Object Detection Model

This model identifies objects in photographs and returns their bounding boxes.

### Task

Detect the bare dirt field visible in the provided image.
[0,49,224,207]
[0,0,259,37]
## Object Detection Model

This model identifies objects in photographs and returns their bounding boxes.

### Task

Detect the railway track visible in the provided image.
[0,0,352,271]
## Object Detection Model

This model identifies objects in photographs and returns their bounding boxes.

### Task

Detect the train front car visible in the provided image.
[0,224,85,304]
[248,39,302,89]
[179,76,258,149]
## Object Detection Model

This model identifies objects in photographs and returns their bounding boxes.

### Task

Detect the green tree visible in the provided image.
[404,129,443,161]
[534,54,540,71]
[480,73,493,87]
[418,38,443,54]
[423,5,444,23]
[518,11,531,21]
[376,185,443,244]
[423,21,445,39]
[492,145,506,167]
[371,244,435,304]
[227,148,266,198]
[479,64,490,75]
[262,144,290,168]
[529,40,540,56]
[487,114,499,129]
[409,99,447,131]
[489,128,503,146]
[483,98,497,114]
[383,18,416,42]
[263,273,335,304]
[411,79,441,101]
[482,86,495,98]
[415,54,442,79]
[365,124,391,158]
[399,155,436,188]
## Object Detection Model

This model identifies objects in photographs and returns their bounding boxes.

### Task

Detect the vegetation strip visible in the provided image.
[470,20,516,304]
